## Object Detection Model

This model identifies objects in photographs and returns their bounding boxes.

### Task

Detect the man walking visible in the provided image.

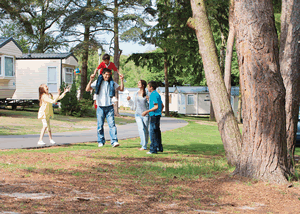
[86,68,124,147]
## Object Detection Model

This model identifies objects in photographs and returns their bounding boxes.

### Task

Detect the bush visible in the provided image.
[60,81,95,117]
[169,111,180,117]
[60,81,78,116]
[72,99,95,117]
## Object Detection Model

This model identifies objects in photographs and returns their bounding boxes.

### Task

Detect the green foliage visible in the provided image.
[136,0,206,86]
[0,22,30,52]
[0,0,71,52]
[169,111,180,117]
[71,99,94,117]
[274,13,281,39]
[60,81,78,116]
[74,50,100,89]
[60,80,94,117]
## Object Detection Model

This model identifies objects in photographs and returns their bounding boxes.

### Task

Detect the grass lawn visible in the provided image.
[0,109,135,135]
[0,117,300,213]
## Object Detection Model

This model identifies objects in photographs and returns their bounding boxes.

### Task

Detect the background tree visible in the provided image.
[61,0,108,99]
[189,0,241,166]
[279,0,300,171]
[130,0,205,116]
[233,0,289,183]
[103,0,153,115]
[0,0,72,52]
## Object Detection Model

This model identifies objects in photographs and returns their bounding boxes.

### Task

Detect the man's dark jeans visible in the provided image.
[149,115,163,154]
[95,74,115,97]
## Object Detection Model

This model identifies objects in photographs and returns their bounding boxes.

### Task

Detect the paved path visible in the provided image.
[0,116,188,149]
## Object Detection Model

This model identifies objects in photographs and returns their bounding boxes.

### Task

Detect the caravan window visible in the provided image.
[65,67,73,85]
[187,94,194,105]
[48,67,57,92]
[5,56,14,76]
[0,56,14,77]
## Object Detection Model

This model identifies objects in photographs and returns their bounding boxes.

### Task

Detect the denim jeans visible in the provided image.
[96,105,118,145]
[149,115,163,153]
[135,113,149,150]
[95,74,115,97]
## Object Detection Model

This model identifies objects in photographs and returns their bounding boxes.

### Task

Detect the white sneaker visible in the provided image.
[98,143,104,147]
[37,141,46,146]
[112,142,120,147]
[50,139,56,144]
[146,151,155,154]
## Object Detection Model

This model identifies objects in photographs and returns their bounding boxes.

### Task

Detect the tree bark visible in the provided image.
[233,0,289,183]
[224,0,235,96]
[237,87,242,124]
[209,101,215,121]
[80,25,90,100]
[113,0,120,116]
[79,0,91,100]
[190,0,242,166]
[219,30,226,75]
[279,0,300,171]
[164,51,169,116]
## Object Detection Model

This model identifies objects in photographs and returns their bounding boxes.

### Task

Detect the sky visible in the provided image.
[112,42,156,56]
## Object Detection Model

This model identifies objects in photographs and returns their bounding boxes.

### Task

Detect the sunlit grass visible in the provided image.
[0,109,135,135]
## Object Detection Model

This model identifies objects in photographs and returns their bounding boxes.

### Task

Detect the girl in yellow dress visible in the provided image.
[37,84,70,146]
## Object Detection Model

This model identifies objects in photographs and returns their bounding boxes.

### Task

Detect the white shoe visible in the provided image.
[112,142,120,147]
[146,151,155,154]
[98,143,104,147]
[37,141,46,146]
[50,139,56,144]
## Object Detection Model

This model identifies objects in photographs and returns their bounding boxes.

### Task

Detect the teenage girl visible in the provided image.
[37,84,70,146]
[127,80,150,150]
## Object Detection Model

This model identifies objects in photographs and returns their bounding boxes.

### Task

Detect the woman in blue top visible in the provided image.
[127,80,149,150]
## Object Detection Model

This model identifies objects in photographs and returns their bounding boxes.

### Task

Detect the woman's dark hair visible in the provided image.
[148,81,157,90]
[140,80,147,97]
[102,54,110,61]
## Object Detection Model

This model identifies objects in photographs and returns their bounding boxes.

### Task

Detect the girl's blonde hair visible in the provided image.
[39,84,47,106]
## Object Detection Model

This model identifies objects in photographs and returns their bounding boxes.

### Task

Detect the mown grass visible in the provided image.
[0,118,300,213]
[1,116,299,180]
[0,109,135,135]
[0,121,231,180]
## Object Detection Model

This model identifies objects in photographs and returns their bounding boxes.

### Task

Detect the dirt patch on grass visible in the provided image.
[0,148,299,213]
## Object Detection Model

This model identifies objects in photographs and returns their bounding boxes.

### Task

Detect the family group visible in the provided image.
[37,54,164,154]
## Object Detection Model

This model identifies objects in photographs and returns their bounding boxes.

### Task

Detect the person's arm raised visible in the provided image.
[117,74,124,92]
[86,74,96,92]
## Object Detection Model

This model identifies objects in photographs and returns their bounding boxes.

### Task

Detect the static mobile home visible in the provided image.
[13,53,78,100]
[118,88,139,108]
[158,86,240,116]
[175,86,240,116]
[157,86,178,112]
[0,37,23,99]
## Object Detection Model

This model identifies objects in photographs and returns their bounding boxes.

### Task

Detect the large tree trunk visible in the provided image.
[279,0,300,171]
[237,87,242,124]
[164,51,169,117]
[224,0,235,96]
[79,0,91,100]
[233,0,289,183]
[209,102,215,121]
[113,0,120,116]
[80,25,90,100]
[190,0,242,166]
[219,30,226,74]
